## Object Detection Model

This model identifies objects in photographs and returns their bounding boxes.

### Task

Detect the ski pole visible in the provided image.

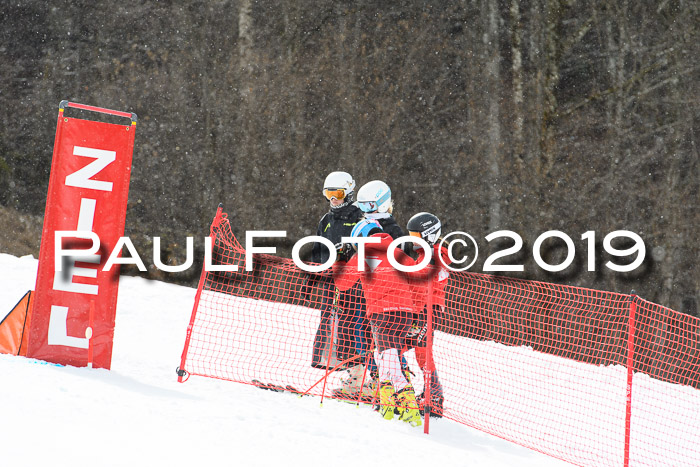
[303,354,362,399]
[320,286,341,406]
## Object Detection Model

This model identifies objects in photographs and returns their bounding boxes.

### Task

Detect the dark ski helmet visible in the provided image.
[407,212,442,246]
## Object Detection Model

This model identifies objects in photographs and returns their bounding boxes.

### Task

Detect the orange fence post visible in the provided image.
[177,204,223,383]
[624,291,637,467]
[424,278,434,434]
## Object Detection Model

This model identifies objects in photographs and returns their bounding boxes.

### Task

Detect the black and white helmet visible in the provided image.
[407,212,442,246]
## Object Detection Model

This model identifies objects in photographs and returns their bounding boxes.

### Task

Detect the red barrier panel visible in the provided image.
[179,210,700,466]
[28,102,136,369]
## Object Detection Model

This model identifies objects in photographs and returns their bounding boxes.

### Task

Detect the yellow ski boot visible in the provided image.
[378,381,396,420]
[396,386,422,427]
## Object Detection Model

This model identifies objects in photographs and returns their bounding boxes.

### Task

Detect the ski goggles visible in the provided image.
[323,188,346,200]
[357,191,390,213]
[357,200,378,213]
[409,222,441,244]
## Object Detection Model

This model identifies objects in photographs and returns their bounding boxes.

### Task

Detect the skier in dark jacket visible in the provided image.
[310,171,366,371]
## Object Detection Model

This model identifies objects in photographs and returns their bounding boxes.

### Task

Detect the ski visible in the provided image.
[249,379,384,410]
[251,379,306,396]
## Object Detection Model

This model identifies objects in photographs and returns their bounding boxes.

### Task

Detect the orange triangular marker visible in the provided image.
[0,290,32,356]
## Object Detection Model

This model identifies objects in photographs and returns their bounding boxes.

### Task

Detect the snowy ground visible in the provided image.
[0,253,570,467]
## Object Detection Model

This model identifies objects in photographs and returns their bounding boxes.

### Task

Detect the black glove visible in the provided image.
[335,242,354,262]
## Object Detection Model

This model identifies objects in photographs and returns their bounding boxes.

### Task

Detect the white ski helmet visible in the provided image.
[356,180,392,213]
[323,171,356,201]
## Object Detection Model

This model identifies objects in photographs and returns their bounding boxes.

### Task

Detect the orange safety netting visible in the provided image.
[178,208,700,466]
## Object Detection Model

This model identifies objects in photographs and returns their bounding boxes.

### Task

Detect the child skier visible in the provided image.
[354,179,413,378]
[310,171,366,370]
[332,218,422,427]
[405,211,449,418]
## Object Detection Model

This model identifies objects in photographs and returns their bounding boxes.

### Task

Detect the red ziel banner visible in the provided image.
[27,102,136,369]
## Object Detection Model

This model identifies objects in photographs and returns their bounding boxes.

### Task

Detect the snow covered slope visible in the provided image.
[0,253,569,467]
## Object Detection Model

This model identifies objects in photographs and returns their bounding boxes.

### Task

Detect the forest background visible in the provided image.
[0,0,697,315]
